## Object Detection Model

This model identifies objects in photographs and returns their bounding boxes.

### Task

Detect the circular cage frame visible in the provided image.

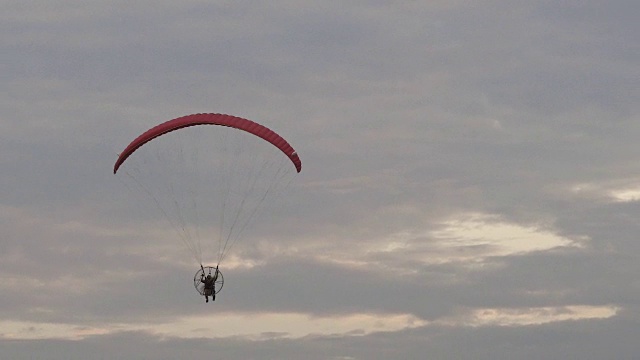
[194,266,224,296]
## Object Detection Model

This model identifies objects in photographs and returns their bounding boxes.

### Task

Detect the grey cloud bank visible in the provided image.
[2,0,639,358]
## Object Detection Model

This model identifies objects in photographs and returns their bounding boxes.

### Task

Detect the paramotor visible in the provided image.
[114,113,301,299]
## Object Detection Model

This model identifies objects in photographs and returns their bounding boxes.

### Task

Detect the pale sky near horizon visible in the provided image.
[2,1,639,359]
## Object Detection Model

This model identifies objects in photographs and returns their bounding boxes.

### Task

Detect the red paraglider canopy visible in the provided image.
[113,113,302,174]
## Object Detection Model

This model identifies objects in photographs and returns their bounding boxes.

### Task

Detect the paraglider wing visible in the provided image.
[113,113,302,174]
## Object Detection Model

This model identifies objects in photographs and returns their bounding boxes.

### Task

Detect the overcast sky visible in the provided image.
[2,0,639,359]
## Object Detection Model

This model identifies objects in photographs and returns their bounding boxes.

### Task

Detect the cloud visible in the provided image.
[2,0,640,359]
[0,312,427,341]
[466,305,619,327]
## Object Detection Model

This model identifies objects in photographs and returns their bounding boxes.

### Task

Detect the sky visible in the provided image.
[2,0,639,359]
